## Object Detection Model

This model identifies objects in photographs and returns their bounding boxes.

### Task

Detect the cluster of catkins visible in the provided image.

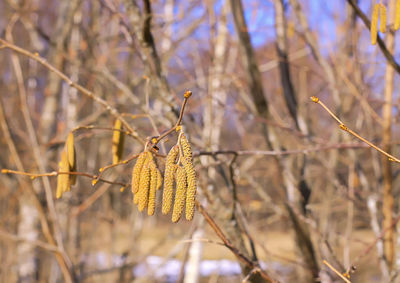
[56,133,77,198]
[131,131,197,222]
[131,151,163,216]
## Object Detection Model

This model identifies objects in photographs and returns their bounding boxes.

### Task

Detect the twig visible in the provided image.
[151,91,191,145]
[194,143,369,157]
[0,38,144,145]
[323,260,352,283]
[196,200,279,283]
[72,125,137,139]
[310,96,400,163]
[0,229,61,253]
[1,169,129,188]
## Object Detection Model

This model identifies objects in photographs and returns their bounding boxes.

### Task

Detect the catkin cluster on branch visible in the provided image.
[131,151,162,215]
[112,119,125,164]
[56,133,77,198]
[161,131,197,222]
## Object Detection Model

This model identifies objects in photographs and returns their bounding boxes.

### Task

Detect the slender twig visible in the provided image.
[0,229,62,253]
[72,125,137,139]
[194,143,369,157]
[1,169,129,188]
[323,260,352,283]
[196,200,279,283]
[0,38,144,145]
[151,91,191,145]
[311,96,400,163]
[95,153,139,180]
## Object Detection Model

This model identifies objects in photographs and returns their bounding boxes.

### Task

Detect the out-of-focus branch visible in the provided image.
[0,38,144,145]
[381,0,396,271]
[196,201,279,283]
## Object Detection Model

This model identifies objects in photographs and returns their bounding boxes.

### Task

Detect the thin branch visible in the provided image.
[0,38,144,145]
[323,260,352,283]
[1,169,129,188]
[311,96,400,163]
[196,200,279,283]
[194,143,369,157]
[0,229,61,253]
[152,91,191,145]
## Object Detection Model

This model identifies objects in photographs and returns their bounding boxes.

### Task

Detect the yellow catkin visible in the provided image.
[131,152,147,194]
[395,0,400,30]
[112,119,125,164]
[66,133,76,185]
[180,133,192,161]
[371,3,379,45]
[162,145,179,214]
[138,156,151,212]
[172,166,187,223]
[156,169,163,190]
[148,162,158,216]
[379,3,387,33]
[182,157,196,221]
[56,150,70,198]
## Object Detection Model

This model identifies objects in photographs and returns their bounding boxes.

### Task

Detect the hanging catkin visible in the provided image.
[156,169,163,190]
[66,133,76,185]
[162,145,179,214]
[182,157,196,221]
[56,150,70,198]
[172,166,187,222]
[131,152,147,194]
[138,160,151,212]
[395,0,400,30]
[148,162,158,216]
[379,3,387,33]
[180,133,193,161]
[371,3,379,45]
[112,119,125,164]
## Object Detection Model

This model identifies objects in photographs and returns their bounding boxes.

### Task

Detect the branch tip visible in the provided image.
[184,90,192,98]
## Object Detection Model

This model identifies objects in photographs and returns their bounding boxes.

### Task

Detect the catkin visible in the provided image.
[379,3,387,33]
[180,133,192,161]
[182,157,196,221]
[148,163,158,216]
[396,0,400,30]
[162,145,179,214]
[138,161,150,212]
[66,133,76,185]
[112,119,125,164]
[172,166,187,223]
[371,3,379,45]
[131,152,147,194]
[156,169,163,190]
[56,150,70,198]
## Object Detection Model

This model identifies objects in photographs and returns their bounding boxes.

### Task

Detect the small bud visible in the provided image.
[92,179,98,186]
[184,91,192,98]
[1,169,8,174]
[310,96,319,103]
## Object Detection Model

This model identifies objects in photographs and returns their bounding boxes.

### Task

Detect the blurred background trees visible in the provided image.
[1,0,400,282]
